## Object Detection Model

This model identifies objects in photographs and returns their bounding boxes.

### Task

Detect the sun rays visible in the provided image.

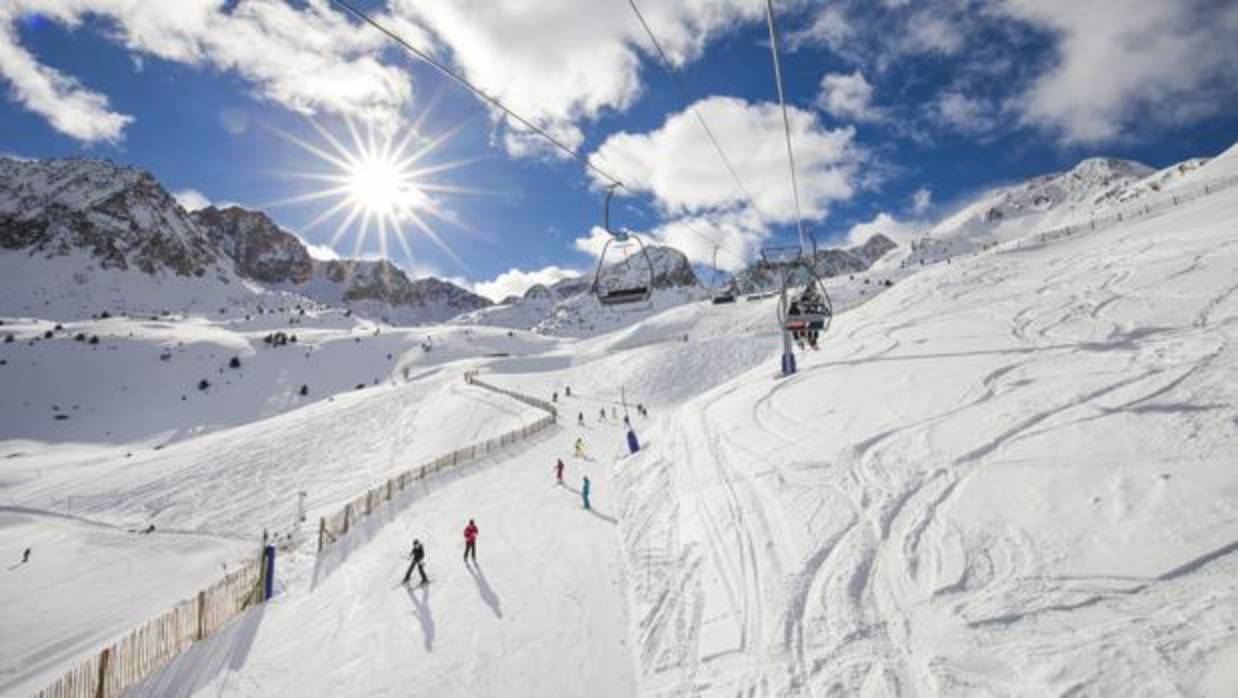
[264,114,481,275]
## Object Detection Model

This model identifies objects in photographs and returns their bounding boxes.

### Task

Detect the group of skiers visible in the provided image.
[399,384,644,586]
[401,518,480,586]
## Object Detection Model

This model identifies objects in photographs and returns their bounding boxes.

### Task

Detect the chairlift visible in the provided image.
[761,245,833,339]
[709,246,737,304]
[592,185,656,307]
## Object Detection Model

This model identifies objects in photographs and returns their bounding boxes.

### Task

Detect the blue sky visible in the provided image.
[1,0,1235,300]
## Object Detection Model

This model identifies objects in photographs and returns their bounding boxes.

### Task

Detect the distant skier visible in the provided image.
[575,437,586,458]
[582,475,592,510]
[463,520,479,563]
[565,386,571,397]
[555,458,565,484]
[623,414,630,427]
[552,392,558,403]
[21,547,30,564]
[577,412,585,427]
[599,408,606,422]
[403,539,428,585]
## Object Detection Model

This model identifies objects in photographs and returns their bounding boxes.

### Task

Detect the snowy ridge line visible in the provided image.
[1006,173,1238,253]
[33,552,266,698]
[315,372,557,554]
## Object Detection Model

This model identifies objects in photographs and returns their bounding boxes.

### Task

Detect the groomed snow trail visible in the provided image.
[617,189,1238,696]
[128,405,637,698]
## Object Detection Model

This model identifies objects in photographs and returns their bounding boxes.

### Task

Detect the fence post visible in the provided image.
[196,591,206,640]
[263,545,276,601]
[95,648,110,698]
[365,491,372,516]
[343,504,351,534]
[318,517,326,552]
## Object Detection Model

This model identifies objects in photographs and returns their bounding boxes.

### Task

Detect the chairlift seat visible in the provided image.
[599,286,650,305]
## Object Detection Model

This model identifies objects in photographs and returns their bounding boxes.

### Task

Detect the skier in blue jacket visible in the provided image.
[582,475,591,510]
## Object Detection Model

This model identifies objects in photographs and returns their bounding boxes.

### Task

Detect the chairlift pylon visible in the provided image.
[591,185,657,307]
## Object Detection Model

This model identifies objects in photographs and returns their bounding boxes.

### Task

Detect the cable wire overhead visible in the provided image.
[763,0,810,256]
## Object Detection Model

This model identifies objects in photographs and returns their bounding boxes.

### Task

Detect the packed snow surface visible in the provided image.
[3,158,1238,697]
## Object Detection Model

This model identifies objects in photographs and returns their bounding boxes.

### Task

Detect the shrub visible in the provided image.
[3,334,13,344]
[88,335,100,345]
[198,379,210,391]
[99,311,111,319]
[74,333,86,342]
[229,356,241,369]
[355,383,365,390]
[54,324,63,331]
[289,335,297,343]
[43,330,53,339]
[299,384,309,396]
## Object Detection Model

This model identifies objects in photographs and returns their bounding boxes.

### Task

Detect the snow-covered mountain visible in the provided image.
[0,158,490,323]
[734,233,897,294]
[190,205,492,324]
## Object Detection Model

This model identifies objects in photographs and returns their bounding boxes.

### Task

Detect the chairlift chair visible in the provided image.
[592,185,656,307]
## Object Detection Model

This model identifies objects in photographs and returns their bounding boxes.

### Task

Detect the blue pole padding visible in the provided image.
[781,352,797,376]
[263,545,276,600]
[626,429,640,453]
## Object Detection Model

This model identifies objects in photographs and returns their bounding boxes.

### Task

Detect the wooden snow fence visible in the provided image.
[34,554,265,698]
[317,371,557,553]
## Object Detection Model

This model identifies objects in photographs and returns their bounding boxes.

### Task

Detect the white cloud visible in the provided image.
[817,70,882,122]
[474,266,580,302]
[219,108,250,136]
[0,0,415,144]
[997,0,1238,144]
[389,0,762,158]
[932,90,1000,134]
[173,188,211,212]
[911,187,932,214]
[844,212,923,248]
[590,96,863,224]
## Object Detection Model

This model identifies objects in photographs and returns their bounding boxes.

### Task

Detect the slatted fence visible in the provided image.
[316,371,557,552]
[34,553,266,698]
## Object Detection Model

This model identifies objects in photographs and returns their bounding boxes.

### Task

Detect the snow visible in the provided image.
[3,146,1238,697]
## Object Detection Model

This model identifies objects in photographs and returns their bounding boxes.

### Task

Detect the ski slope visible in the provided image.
[614,178,1238,695]
[4,167,1237,697]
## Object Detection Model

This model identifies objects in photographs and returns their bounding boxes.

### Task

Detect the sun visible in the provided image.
[265,116,477,272]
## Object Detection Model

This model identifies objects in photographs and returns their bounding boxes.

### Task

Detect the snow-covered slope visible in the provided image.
[4,146,1238,698]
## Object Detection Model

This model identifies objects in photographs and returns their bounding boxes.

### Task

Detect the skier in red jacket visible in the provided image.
[555,458,565,483]
[463,519,479,563]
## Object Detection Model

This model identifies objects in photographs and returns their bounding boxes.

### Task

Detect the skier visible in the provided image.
[565,386,571,397]
[582,475,592,510]
[403,539,428,585]
[555,458,565,483]
[577,412,584,427]
[599,408,606,422]
[552,392,558,403]
[788,298,805,347]
[623,414,630,427]
[575,437,585,458]
[463,519,479,563]
[21,547,30,564]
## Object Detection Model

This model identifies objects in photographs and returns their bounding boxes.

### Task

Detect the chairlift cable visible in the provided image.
[329,0,625,188]
[330,0,752,268]
[763,0,809,256]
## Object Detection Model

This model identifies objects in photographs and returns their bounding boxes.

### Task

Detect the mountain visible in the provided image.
[190,206,492,324]
[733,233,897,294]
[0,157,489,323]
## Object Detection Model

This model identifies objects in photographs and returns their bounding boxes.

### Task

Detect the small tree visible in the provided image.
[229,356,241,369]
[88,335,100,345]
[198,379,210,391]
[299,384,309,396]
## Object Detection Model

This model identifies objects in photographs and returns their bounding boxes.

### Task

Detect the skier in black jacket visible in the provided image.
[403,539,428,585]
